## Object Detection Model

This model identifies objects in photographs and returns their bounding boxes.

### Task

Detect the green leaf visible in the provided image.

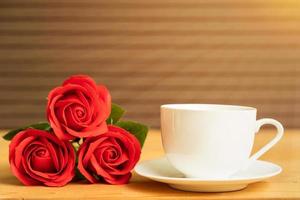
[106,103,125,124]
[116,121,148,147]
[3,122,51,141]
[71,142,85,181]
[73,168,86,181]
[72,142,80,152]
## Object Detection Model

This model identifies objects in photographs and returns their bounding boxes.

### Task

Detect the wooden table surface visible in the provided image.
[0,129,299,200]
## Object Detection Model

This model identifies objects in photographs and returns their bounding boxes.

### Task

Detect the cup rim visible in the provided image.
[161,104,256,112]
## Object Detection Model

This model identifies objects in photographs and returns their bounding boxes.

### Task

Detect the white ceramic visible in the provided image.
[161,104,284,179]
[135,157,282,192]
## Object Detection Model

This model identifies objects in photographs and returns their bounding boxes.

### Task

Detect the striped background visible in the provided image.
[0,0,299,129]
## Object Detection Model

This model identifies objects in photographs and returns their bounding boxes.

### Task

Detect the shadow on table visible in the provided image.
[0,167,22,186]
[128,175,205,196]
[128,173,269,196]
[127,181,184,194]
[0,175,22,186]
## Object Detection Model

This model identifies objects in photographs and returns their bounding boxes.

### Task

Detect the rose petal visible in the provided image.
[104,173,132,185]
[9,129,75,186]
[76,125,141,185]
[90,154,114,180]
[10,161,39,186]
[77,143,99,183]
[82,136,108,167]
[63,75,98,91]
[64,122,107,138]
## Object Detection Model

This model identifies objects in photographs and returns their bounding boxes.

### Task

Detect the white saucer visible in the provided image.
[135,157,282,192]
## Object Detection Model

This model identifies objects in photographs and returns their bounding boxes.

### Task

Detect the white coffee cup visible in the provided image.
[161,104,284,179]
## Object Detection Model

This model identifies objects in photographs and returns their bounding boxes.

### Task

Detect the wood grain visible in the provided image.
[0,129,299,199]
[0,0,299,128]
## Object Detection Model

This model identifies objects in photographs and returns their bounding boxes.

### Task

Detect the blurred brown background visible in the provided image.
[0,0,299,129]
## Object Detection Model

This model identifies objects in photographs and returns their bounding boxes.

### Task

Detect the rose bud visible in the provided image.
[78,125,141,184]
[47,75,111,140]
[9,129,75,187]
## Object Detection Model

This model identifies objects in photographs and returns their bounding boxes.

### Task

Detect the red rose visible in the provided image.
[9,129,75,187]
[78,125,141,184]
[47,75,111,140]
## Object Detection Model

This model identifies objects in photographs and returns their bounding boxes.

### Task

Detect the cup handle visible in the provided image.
[249,118,284,161]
